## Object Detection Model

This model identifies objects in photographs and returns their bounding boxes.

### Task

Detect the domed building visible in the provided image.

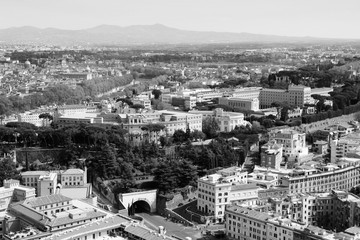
[24,60,31,68]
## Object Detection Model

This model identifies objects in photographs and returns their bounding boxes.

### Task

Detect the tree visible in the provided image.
[130,104,145,112]
[0,158,20,187]
[190,130,206,141]
[154,158,197,193]
[0,96,13,116]
[152,89,162,100]
[173,129,187,143]
[39,113,53,127]
[262,119,274,128]
[141,123,165,143]
[202,116,220,139]
[271,101,294,121]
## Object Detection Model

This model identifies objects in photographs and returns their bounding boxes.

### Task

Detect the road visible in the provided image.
[137,213,203,240]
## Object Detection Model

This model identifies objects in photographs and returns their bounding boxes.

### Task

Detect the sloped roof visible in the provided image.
[62,169,84,175]
[24,194,72,208]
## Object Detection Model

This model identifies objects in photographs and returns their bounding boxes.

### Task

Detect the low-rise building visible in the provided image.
[219,97,260,111]
[4,195,107,237]
[313,140,328,155]
[189,108,249,132]
[0,179,35,212]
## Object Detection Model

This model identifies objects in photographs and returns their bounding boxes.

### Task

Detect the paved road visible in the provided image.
[137,213,203,240]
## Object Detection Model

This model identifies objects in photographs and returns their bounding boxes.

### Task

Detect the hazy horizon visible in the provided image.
[2,0,360,39]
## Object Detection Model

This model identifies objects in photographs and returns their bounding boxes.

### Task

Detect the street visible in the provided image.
[137,212,203,240]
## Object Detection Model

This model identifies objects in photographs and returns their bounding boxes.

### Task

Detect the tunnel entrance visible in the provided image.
[131,200,151,213]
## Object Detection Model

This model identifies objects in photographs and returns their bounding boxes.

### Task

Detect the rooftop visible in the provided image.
[21,171,49,176]
[62,168,84,175]
[44,214,130,240]
[49,209,106,227]
[231,183,259,191]
[24,194,72,208]
[226,205,276,222]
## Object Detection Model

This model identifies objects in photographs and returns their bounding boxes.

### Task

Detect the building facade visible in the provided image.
[219,97,260,111]
[260,140,283,170]
[197,167,250,222]
[190,108,249,132]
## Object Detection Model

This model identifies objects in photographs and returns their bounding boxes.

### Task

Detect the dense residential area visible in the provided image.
[2,37,360,240]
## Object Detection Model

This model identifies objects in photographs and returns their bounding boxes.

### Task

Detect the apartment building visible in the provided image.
[133,97,151,109]
[17,111,50,127]
[225,204,360,240]
[259,85,311,108]
[61,169,86,187]
[0,179,35,212]
[54,105,88,117]
[21,169,91,199]
[268,129,309,161]
[123,110,203,141]
[195,91,224,102]
[330,132,360,159]
[260,140,283,170]
[218,97,260,111]
[227,87,262,99]
[22,171,57,196]
[22,171,50,188]
[270,190,360,230]
[189,108,249,132]
[280,158,360,194]
[37,173,57,196]
[197,167,251,222]
[225,205,274,240]
[171,96,197,109]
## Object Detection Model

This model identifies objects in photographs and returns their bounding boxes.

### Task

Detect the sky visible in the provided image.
[1,0,360,39]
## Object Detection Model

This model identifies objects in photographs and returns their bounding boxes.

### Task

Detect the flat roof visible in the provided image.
[46,214,131,240]
[226,205,275,222]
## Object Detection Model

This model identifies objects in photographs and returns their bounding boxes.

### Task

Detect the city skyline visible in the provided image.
[2,0,360,39]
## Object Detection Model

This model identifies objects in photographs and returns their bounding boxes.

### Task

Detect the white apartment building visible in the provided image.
[123,110,203,142]
[133,97,152,109]
[17,111,51,127]
[195,91,224,102]
[161,93,177,104]
[225,204,358,240]
[268,129,308,160]
[227,87,262,99]
[61,169,86,187]
[37,173,57,196]
[0,179,35,212]
[22,171,49,188]
[219,97,260,111]
[184,96,197,110]
[260,140,283,170]
[22,171,57,196]
[197,167,250,222]
[21,169,90,198]
[189,108,249,132]
[55,105,88,116]
[280,158,360,194]
[330,132,360,159]
[259,85,311,108]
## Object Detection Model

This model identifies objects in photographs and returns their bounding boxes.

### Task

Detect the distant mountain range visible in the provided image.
[0,24,356,46]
